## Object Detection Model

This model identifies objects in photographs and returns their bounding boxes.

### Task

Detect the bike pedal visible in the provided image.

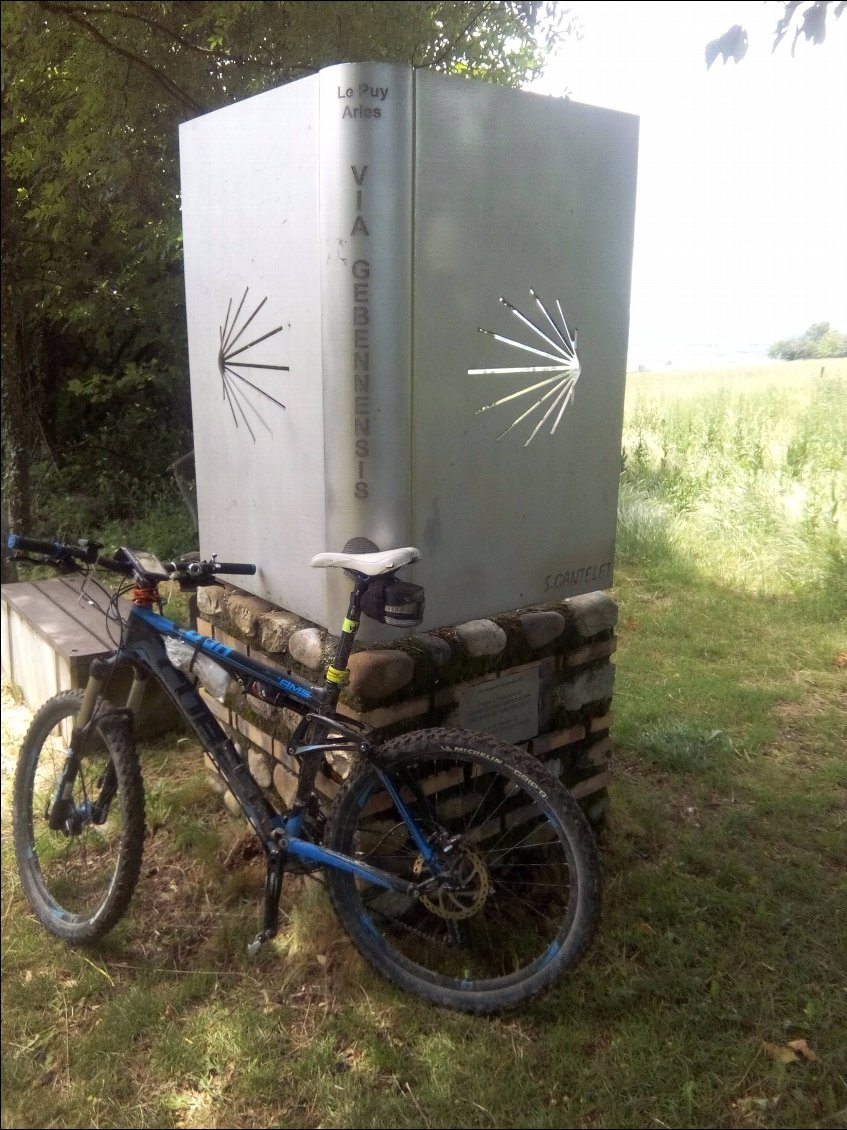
[247,932,268,957]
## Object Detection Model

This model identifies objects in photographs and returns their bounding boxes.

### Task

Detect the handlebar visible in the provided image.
[7,534,99,562]
[7,534,256,584]
[181,561,257,577]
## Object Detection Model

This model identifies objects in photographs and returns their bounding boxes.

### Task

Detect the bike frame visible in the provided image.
[69,592,439,947]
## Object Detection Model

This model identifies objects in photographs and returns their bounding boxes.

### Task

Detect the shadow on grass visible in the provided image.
[613,482,845,776]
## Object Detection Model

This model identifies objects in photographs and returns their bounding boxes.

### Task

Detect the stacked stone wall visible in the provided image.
[194,585,617,826]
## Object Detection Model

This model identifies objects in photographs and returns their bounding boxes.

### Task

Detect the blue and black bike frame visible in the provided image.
[75,584,437,951]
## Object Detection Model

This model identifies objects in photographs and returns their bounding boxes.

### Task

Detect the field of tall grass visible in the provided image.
[619,360,846,613]
[2,359,845,1129]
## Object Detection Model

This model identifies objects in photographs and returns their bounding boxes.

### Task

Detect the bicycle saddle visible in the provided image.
[310,546,421,576]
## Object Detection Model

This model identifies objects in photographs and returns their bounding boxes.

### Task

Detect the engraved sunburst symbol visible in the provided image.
[217,288,289,441]
[469,289,582,446]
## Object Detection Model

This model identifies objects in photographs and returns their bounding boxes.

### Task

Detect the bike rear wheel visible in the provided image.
[13,689,145,943]
[325,728,601,1012]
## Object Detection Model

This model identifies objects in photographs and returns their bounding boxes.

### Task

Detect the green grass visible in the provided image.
[2,361,846,1128]
[619,360,847,613]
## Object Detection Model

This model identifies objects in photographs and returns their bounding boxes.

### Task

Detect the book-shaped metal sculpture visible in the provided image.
[180,61,638,629]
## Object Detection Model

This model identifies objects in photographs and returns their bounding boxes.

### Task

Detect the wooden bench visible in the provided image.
[1,574,180,735]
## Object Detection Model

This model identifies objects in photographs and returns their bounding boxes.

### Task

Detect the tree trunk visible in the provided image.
[0,305,33,537]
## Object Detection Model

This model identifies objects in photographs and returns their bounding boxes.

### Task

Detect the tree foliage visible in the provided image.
[768,322,847,361]
[1,1,570,535]
[706,0,845,67]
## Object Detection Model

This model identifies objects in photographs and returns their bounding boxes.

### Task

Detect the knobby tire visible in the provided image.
[13,689,145,943]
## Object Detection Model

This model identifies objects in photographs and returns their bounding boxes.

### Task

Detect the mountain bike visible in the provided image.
[7,533,601,1013]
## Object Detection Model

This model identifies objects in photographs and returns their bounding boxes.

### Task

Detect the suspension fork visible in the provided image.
[48,655,143,833]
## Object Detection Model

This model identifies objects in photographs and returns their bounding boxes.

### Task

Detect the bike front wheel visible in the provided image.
[325,728,601,1012]
[13,689,145,943]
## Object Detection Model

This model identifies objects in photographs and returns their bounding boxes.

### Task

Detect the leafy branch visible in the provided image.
[706,0,845,67]
[36,1,203,113]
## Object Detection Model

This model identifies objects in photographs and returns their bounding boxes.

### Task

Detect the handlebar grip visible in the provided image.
[212,562,257,576]
[8,534,132,575]
[7,534,68,557]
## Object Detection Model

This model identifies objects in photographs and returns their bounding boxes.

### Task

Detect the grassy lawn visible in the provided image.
[2,361,845,1129]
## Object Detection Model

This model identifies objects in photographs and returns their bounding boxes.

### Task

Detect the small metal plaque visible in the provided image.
[455,667,540,744]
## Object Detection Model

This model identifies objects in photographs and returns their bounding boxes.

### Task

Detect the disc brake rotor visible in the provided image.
[413,848,490,919]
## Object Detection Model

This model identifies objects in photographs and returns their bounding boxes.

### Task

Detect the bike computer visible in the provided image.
[119,547,171,581]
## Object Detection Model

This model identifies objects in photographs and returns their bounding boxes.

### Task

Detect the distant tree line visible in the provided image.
[768,322,847,361]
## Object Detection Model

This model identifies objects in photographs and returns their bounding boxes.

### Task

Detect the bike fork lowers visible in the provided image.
[47,661,116,832]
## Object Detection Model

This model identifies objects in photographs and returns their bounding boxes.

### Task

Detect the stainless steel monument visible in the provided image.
[179,62,638,631]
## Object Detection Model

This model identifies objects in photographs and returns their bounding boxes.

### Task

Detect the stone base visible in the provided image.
[194,585,617,827]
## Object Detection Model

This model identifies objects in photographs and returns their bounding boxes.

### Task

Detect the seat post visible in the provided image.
[323,574,370,704]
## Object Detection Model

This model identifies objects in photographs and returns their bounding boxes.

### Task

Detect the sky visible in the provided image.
[527,1,847,368]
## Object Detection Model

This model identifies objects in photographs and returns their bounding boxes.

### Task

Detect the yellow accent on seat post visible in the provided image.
[342,617,359,635]
[326,665,350,686]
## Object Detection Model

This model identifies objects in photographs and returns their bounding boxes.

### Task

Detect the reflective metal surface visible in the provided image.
[180,64,638,632]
